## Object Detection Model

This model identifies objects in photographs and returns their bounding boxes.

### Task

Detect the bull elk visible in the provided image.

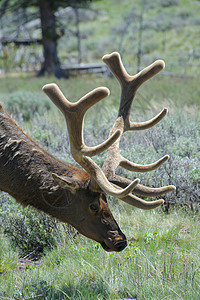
[0,52,175,252]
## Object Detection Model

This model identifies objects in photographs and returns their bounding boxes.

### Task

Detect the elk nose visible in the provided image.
[108,230,127,252]
[114,237,127,252]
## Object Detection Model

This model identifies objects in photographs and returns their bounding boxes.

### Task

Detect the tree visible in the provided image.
[117,0,182,71]
[0,0,92,78]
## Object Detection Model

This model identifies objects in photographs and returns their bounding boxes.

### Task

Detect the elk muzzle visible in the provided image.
[101,230,127,252]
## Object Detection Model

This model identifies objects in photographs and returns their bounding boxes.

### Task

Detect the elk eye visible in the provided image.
[89,204,99,213]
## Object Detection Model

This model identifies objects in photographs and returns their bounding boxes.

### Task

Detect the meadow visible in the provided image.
[0,0,200,298]
[0,70,199,299]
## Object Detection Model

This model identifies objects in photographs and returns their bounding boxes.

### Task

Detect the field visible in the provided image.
[0,0,200,298]
[0,69,199,299]
[1,208,200,299]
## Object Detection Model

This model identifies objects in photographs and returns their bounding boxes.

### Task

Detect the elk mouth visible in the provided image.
[100,239,127,252]
[100,230,128,252]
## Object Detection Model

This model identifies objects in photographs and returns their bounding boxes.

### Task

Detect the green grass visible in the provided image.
[0,48,199,299]
[73,0,200,76]
[0,208,199,299]
[0,233,18,273]
[0,72,200,111]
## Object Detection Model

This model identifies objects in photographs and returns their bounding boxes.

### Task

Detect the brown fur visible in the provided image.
[0,103,127,252]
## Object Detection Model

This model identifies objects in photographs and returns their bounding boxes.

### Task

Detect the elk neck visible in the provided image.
[0,104,90,222]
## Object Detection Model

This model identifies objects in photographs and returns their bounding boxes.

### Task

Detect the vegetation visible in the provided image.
[0,0,200,76]
[0,70,199,298]
[0,0,199,298]
[0,233,18,273]
[0,208,200,299]
[0,0,94,77]
[0,194,63,257]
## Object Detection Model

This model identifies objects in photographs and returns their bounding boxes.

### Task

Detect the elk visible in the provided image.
[0,52,175,252]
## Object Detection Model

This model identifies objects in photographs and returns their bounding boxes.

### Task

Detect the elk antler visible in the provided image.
[43,84,139,198]
[101,52,176,209]
[43,52,176,209]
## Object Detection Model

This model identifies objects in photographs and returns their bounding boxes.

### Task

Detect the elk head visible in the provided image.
[42,52,175,251]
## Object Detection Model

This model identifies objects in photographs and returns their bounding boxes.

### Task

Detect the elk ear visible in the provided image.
[52,173,79,194]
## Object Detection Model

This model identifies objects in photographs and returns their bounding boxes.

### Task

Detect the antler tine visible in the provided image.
[43,83,73,113]
[129,107,168,131]
[121,194,164,210]
[103,52,129,86]
[119,155,169,172]
[110,174,176,197]
[103,52,164,88]
[111,182,164,209]
[43,83,140,198]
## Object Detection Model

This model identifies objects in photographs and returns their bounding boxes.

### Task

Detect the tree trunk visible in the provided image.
[38,0,68,78]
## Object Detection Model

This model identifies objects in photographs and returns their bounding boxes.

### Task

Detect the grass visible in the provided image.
[67,0,200,76]
[0,234,18,273]
[0,208,199,299]
[1,72,200,110]
[0,53,199,298]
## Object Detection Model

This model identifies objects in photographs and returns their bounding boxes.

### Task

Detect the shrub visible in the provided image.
[4,91,53,121]
[119,110,200,210]
[159,0,179,7]
[0,193,65,256]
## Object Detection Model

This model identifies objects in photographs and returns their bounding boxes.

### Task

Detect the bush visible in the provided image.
[4,90,53,121]
[159,0,179,7]
[0,193,65,256]
[118,109,200,210]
